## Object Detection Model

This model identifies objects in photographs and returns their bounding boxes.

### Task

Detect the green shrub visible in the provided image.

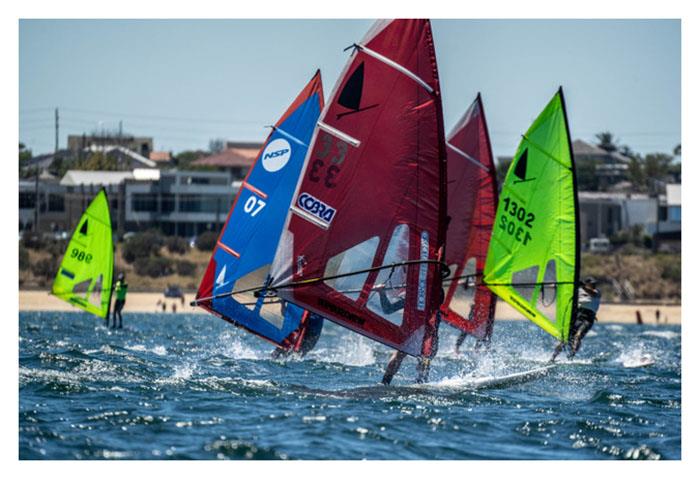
[195,231,218,252]
[175,260,196,276]
[165,236,189,255]
[21,233,45,250]
[19,245,30,270]
[134,256,174,278]
[659,256,681,283]
[123,230,164,263]
[32,256,57,279]
[46,239,68,258]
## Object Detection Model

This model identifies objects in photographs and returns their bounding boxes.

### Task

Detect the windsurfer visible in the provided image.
[272,309,325,358]
[454,304,493,353]
[381,287,444,385]
[111,272,128,329]
[551,276,600,361]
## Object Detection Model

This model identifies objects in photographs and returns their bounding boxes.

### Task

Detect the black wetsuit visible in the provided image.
[296,313,324,356]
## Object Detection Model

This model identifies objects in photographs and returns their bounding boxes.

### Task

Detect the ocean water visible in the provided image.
[19,311,681,460]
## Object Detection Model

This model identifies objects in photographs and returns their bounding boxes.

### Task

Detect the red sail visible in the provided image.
[270,19,447,357]
[441,94,499,340]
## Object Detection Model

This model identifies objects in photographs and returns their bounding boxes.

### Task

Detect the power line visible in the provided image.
[58,106,265,126]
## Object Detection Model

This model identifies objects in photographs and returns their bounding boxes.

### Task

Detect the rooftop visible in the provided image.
[191,147,260,168]
[60,170,135,187]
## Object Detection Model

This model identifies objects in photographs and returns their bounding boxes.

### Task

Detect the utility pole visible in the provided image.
[54,108,59,153]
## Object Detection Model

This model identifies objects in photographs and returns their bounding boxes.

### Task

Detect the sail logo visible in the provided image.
[262,138,292,173]
[513,148,535,184]
[296,192,336,227]
[416,231,429,311]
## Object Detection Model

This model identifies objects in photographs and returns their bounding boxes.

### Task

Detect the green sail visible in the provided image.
[52,189,114,318]
[484,88,579,340]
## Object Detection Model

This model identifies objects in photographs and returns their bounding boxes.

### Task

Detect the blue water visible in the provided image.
[19,311,681,459]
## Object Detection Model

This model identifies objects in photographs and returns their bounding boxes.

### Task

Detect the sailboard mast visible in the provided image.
[269,19,448,357]
[193,70,325,348]
[441,94,499,340]
[51,188,114,319]
[483,87,579,341]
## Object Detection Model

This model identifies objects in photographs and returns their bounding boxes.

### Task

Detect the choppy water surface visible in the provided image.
[19,312,680,459]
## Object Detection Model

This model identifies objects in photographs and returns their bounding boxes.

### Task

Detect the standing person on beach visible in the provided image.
[111,272,128,329]
[551,277,601,361]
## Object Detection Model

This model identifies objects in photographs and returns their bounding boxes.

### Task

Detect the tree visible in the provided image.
[19,143,32,175]
[208,138,225,154]
[628,156,646,191]
[495,157,512,186]
[673,144,681,157]
[595,131,619,153]
[173,150,206,169]
[74,152,120,171]
[643,153,673,182]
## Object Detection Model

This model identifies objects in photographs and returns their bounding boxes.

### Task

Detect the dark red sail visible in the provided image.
[270,19,448,356]
[441,94,499,340]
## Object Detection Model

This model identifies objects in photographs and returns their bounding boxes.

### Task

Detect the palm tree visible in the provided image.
[595,131,618,153]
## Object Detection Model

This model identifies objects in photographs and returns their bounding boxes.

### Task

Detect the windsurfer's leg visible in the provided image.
[455,331,468,353]
[271,347,289,359]
[415,358,431,384]
[550,341,566,362]
[381,351,406,385]
[568,317,594,357]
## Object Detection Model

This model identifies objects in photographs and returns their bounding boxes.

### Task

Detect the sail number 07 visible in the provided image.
[243,195,266,217]
[499,197,535,246]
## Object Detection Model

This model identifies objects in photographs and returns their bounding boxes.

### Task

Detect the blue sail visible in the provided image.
[195,71,324,346]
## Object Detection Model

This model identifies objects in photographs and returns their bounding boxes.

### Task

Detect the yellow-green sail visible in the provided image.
[484,88,579,341]
[52,189,114,318]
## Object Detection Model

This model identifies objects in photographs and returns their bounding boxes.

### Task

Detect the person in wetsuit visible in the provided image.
[271,309,325,359]
[550,276,601,362]
[381,287,444,385]
[111,272,128,329]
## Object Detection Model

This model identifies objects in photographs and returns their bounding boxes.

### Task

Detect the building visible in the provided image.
[20,168,240,238]
[191,141,261,179]
[578,192,659,245]
[67,133,154,158]
[656,183,681,252]
[572,139,631,190]
[124,169,237,236]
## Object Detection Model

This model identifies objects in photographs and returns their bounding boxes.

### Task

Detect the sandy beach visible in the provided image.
[18,290,681,324]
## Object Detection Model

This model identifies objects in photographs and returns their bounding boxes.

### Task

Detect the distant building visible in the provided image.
[657,183,681,252]
[68,133,154,158]
[20,168,239,238]
[149,151,172,166]
[579,191,658,245]
[83,144,157,169]
[498,139,632,191]
[191,141,262,179]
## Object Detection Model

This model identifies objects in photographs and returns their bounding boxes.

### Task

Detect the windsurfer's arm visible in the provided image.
[378,288,405,314]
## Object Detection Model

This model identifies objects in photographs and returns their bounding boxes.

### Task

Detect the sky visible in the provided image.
[19,19,681,158]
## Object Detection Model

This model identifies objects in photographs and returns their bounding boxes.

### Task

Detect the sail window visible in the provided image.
[448,257,477,316]
[367,224,410,326]
[324,236,380,301]
[512,265,539,304]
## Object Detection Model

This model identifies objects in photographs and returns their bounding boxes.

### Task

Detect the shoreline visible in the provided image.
[18,291,681,325]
